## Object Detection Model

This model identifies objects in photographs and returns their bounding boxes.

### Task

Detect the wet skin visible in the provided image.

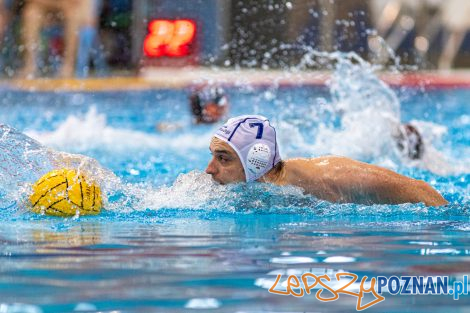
[206,137,245,184]
[205,137,448,207]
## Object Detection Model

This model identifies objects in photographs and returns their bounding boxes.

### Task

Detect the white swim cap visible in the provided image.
[214,115,282,182]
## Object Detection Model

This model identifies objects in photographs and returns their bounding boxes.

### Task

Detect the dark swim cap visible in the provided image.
[190,87,228,123]
[396,124,424,160]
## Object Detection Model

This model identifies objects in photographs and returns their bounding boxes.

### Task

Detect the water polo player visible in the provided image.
[190,86,229,124]
[394,123,424,160]
[156,86,229,132]
[206,115,447,206]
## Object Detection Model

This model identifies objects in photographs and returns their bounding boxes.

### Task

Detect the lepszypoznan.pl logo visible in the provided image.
[268,272,469,311]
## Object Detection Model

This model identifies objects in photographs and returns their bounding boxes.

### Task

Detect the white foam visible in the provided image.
[25,107,211,153]
[102,170,231,212]
[0,303,42,313]
[406,120,470,175]
[282,52,470,175]
[139,171,233,211]
[185,298,221,309]
[323,256,356,263]
[270,256,317,264]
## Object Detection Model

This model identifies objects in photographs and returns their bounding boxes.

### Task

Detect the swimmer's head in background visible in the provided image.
[190,86,229,124]
[214,115,282,182]
[395,124,424,160]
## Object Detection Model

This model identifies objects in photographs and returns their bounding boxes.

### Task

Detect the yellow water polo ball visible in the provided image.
[29,168,102,217]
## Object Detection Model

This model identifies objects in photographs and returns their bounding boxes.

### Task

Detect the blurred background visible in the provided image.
[1,0,470,78]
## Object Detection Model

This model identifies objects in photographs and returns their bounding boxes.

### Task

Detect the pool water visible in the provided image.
[0,65,469,312]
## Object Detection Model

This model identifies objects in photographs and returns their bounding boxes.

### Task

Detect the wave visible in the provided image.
[25,107,211,153]
[277,51,470,175]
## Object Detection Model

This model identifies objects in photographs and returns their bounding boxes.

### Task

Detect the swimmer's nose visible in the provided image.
[205,158,217,176]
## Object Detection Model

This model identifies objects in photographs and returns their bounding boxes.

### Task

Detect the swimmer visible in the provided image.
[394,123,424,160]
[206,115,447,206]
[156,86,229,132]
[190,86,229,124]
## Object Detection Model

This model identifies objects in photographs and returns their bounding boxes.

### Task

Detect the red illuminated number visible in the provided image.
[143,20,173,57]
[144,19,196,57]
[166,20,196,56]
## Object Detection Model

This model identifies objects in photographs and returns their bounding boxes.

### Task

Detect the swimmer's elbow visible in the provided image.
[362,175,447,207]
[415,180,448,207]
[427,197,448,207]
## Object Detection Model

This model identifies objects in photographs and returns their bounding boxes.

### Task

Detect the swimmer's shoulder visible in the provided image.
[282,155,371,188]
[280,156,346,202]
[284,155,348,172]
[287,155,395,173]
[282,156,344,183]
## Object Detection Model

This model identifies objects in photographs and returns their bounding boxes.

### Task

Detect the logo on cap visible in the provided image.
[247,143,271,177]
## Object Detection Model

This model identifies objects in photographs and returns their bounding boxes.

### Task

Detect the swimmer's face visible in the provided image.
[202,103,223,123]
[206,137,245,184]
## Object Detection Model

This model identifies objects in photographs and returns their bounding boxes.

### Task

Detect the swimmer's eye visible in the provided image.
[217,155,229,163]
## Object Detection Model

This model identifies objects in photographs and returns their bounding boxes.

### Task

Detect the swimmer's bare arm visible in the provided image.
[280,156,447,206]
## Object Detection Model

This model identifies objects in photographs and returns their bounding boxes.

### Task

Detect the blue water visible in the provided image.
[0,74,469,312]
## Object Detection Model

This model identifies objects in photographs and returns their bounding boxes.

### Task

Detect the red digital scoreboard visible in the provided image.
[138,2,229,69]
[143,19,197,58]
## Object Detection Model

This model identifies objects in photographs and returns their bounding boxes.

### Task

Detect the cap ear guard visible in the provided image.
[214,115,281,182]
[246,143,272,178]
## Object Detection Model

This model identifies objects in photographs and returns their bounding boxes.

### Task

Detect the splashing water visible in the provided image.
[1,124,468,218]
[25,107,211,153]
[0,124,121,210]
[1,49,468,219]
[0,124,52,208]
[315,52,401,163]
[139,170,322,213]
[272,49,470,175]
[21,49,469,175]
[0,124,322,216]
